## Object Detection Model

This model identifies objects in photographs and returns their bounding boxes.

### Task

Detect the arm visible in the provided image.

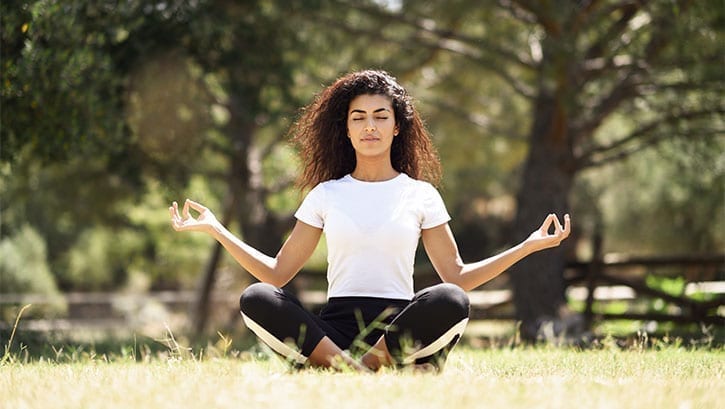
[422,214,571,291]
[169,199,321,287]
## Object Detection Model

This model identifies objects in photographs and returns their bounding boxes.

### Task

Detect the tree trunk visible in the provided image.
[509,91,581,341]
[190,92,295,335]
[190,194,236,335]
[236,142,296,294]
[237,144,288,257]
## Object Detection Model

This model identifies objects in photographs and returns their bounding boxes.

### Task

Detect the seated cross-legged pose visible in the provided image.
[170,70,571,372]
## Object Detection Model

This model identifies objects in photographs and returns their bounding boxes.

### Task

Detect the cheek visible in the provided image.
[346,125,358,142]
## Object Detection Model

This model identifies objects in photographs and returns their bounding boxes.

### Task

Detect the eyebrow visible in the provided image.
[350,108,392,114]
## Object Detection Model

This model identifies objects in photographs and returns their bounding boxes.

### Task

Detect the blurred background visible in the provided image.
[1,0,723,351]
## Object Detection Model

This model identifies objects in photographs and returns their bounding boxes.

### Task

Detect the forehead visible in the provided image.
[348,94,393,112]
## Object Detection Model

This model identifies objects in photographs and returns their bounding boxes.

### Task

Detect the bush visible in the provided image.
[0,225,66,320]
[62,227,145,291]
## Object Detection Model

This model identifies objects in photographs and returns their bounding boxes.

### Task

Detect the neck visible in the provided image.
[351,160,398,182]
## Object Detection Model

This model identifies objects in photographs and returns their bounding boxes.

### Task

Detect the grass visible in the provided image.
[2,340,722,409]
[2,305,722,409]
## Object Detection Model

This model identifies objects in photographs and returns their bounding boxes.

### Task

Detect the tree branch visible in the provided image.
[509,0,561,36]
[581,128,723,169]
[496,0,538,24]
[577,108,725,169]
[424,97,526,140]
[575,1,692,141]
[332,0,536,70]
[583,1,644,61]
[578,2,655,86]
[634,77,725,94]
[573,70,644,139]
[309,12,537,99]
[410,34,537,99]
[569,0,606,33]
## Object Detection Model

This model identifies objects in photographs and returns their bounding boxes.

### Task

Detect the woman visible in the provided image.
[169,70,571,372]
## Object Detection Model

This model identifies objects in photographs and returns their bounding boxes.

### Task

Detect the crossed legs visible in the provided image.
[240,282,470,372]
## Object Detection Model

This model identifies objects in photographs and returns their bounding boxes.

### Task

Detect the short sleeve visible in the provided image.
[420,183,451,229]
[294,183,326,229]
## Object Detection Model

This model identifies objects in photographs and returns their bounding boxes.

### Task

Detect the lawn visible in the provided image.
[2,343,722,409]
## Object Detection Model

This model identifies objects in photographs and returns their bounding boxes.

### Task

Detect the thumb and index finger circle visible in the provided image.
[540,213,556,234]
[185,199,208,213]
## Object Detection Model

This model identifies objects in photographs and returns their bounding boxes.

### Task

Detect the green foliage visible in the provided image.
[0,225,66,319]
[646,275,686,298]
[600,300,630,315]
[1,0,722,299]
[62,227,138,290]
[0,153,144,275]
[131,177,218,288]
[590,136,724,254]
[124,52,216,188]
[1,0,127,162]
[0,225,58,294]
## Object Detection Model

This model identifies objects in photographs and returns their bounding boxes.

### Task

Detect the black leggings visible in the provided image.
[239,282,470,367]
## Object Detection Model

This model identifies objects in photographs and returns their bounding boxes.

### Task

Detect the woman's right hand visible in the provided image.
[169,199,220,235]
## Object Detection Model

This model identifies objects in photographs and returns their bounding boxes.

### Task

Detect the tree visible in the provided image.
[4,0,721,342]
[1,0,395,335]
[1,1,127,163]
[174,1,306,333]
[1,1,151,285]
[2,2,213,244]
[329,0,724,339]
[506,0,722,340]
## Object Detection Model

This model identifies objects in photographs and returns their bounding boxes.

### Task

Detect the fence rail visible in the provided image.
[565,252,724,328]
[1,253,723,332]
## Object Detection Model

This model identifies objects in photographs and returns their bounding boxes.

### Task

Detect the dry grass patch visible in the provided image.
[2,346,722,409]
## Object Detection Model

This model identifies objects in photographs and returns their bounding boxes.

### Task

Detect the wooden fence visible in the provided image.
[1,253,723,333]
[565,253,724,328]
[297,252,724,328]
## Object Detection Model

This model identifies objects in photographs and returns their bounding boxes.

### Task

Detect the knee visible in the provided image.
[429,283,470,319]
[239,282,278,316]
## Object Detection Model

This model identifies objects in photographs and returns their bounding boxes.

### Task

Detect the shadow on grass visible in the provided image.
[3,324,722,365]
[1,326,263,363]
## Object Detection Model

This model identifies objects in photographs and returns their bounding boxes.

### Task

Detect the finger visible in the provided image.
[169,207,182,230]
[182,199,191,220]
[170,202,181,220]
[562,214,572,237]
[186,199,208,213]
[540,214,556,234]
[553,214,564,234]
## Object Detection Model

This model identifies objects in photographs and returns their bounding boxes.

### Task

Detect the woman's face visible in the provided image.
[347,94,399,159]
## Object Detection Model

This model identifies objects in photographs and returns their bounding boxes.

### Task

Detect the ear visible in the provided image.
[394,126,399,136]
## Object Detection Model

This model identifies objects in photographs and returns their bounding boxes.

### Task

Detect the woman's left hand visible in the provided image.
[525,214,571,252]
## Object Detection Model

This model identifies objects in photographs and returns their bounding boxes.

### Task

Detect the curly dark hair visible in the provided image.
[290,70,442,191]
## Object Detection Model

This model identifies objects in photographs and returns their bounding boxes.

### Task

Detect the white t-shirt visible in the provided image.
[294,173,451,300]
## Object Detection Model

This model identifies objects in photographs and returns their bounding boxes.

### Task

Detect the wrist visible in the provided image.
[208,222,225,240]
[519,239,538,255]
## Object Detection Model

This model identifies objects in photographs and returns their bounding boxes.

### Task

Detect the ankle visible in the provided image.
[361,353,380,371]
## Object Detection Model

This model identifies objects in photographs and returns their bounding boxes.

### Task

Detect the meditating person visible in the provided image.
[169,69,571,371]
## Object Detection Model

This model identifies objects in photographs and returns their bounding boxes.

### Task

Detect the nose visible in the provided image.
[364,119,376,132]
